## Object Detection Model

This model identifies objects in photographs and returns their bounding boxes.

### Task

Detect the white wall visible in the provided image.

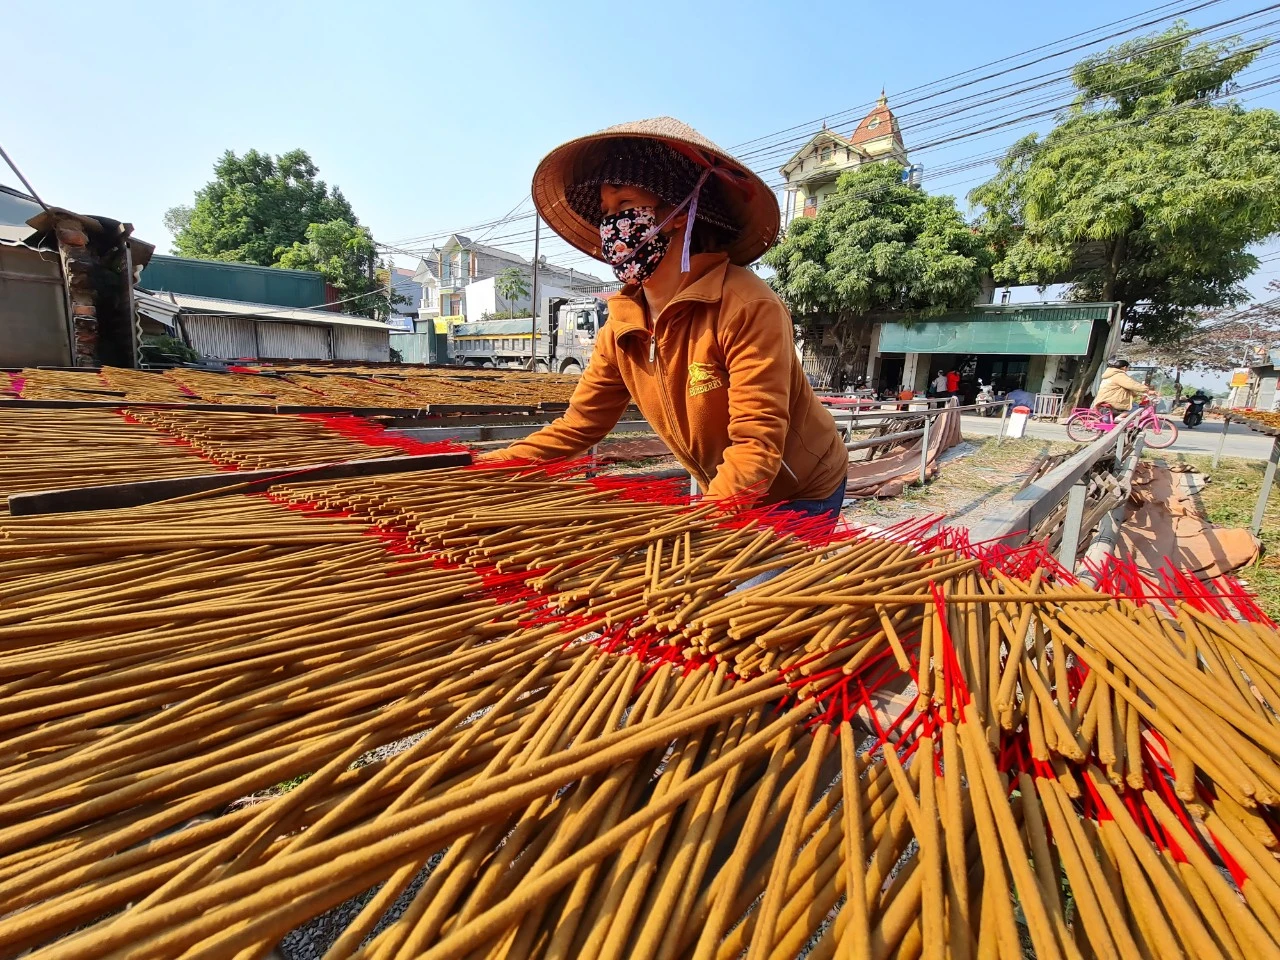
[463,277,574,323]
[464,277,498,323]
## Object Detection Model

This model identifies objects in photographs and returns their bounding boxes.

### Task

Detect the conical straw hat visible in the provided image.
[531,117,780,268]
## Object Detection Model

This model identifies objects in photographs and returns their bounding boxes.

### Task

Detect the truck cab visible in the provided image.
[548,298,608,375]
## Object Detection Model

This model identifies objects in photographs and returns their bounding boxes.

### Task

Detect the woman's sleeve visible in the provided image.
[704,297,793,500]
[479,331,632,464]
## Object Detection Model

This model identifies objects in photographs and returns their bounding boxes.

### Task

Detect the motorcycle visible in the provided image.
[1182,393,1210,428]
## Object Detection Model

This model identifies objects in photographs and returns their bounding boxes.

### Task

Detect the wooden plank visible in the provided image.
[0,399,273,413]
[7,452,473,517]
[424,403,536,415]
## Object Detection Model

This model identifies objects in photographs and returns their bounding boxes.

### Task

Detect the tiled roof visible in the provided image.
[850,94,903,147]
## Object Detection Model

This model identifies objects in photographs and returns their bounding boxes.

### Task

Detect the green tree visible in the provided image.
[277,220,392,319]
[764,162,992,383]
[169,149,357,265]
[1135,282,1280,396]
[971,23,1280,403]
[495,266,530,317]
[169,148,391,316]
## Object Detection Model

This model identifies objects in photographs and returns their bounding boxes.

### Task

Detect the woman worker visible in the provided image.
[481,118,848,523]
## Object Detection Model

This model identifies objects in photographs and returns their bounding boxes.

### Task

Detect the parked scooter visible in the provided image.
[1181,390,1211,428]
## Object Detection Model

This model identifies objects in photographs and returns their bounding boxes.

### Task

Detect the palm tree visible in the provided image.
[495,267,530,318]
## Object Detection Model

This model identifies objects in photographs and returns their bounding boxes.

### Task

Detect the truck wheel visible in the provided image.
[560,361,583,377]
[534,360,550,373]
[482,360,496,369]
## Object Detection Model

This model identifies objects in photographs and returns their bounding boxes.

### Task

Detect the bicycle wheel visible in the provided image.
[1065,412,1104,443]
[1141,416,1179,449]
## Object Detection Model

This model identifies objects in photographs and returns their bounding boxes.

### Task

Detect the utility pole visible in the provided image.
[528,213,540,371]
[385,257,394,324]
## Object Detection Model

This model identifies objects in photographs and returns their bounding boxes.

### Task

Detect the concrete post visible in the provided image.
[1212,415,1230,469]
[1058,480,1089,571]
[1251,436,1279,536]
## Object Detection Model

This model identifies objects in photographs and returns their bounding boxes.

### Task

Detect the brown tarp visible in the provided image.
[845,405,963,498]
[1117,462,1260,578]
[594,438,674,462]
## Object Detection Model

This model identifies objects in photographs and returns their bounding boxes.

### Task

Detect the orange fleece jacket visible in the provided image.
[483,254,847,503]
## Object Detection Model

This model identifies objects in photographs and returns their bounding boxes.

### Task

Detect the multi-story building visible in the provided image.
[413,234,604,321]
[778,92,911,228]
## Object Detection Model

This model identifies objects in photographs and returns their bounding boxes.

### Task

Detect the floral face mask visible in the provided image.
[599,207,670,285]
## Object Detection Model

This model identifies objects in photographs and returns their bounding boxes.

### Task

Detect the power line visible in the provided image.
[729,0,1225,152]
[375,4,1275,267]
[759,49,1280,191]
[0,140,50,211]
[376,2,1280,276]
[745,8,1280,173]
[733,0,1257,164]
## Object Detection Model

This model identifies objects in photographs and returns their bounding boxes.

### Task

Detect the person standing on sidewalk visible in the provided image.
[479,118,848,525]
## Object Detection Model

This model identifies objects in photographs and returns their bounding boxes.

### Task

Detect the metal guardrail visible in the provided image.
[966,408,1143,556]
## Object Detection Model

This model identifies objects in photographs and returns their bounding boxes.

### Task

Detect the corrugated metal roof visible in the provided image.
[959,303,1116,323]
[166,292,391,330]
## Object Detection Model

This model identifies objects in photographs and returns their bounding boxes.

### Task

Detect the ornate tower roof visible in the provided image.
[850,90,904,149]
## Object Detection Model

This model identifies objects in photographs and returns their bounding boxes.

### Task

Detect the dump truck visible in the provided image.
[448,296,608,375]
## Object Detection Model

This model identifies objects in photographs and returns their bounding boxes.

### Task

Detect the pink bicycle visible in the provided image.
[1064,399,1179,449]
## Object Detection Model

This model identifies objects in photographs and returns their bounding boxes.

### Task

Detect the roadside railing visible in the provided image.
[966,408,1144,570]
[833,399,1010,487]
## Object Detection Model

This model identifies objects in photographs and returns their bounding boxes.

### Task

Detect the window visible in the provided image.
[868,117,881,130]
[575,310,595,333]
[820,146,832,162]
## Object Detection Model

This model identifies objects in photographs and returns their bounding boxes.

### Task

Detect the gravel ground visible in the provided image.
[279,856,443,959]
[841,435,1075,531]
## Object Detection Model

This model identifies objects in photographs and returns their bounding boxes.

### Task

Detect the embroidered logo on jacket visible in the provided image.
[687,361,724,397]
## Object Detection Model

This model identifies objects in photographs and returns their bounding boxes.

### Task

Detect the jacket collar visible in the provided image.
[607,254,730,340]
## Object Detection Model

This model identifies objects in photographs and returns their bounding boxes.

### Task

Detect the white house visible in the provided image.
[414,234,604,322]
[778,92,911,228]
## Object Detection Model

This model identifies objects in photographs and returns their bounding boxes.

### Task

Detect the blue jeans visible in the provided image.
[734,476,848,591]
[772,475,848,530]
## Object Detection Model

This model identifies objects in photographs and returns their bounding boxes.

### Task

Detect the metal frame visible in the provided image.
[1253,436,1279,536]
[967,408,1143,552]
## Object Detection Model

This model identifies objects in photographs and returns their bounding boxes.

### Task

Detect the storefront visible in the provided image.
[869,302,1119,412]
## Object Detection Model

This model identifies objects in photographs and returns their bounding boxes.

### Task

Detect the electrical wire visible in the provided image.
[735,0,1274,166]
[377,2,1280,277]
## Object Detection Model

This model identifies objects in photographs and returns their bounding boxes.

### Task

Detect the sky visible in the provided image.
[4,0,1279,310]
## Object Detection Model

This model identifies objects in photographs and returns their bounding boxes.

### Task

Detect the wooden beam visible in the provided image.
[7,452,473,517]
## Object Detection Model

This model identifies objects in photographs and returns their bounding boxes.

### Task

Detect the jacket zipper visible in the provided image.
[649,330,708,490]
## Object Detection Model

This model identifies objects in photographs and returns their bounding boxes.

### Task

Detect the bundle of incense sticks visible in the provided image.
[14,365,581,408]
[0,408,459,508]
[1235,409,1280,432]
[0,464,1278,959]
[0,409,211,507]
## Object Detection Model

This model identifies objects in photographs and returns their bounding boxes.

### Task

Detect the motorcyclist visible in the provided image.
[1182,388,1211,428]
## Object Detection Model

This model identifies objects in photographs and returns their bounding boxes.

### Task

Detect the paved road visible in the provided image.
[960,414,1278,461]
